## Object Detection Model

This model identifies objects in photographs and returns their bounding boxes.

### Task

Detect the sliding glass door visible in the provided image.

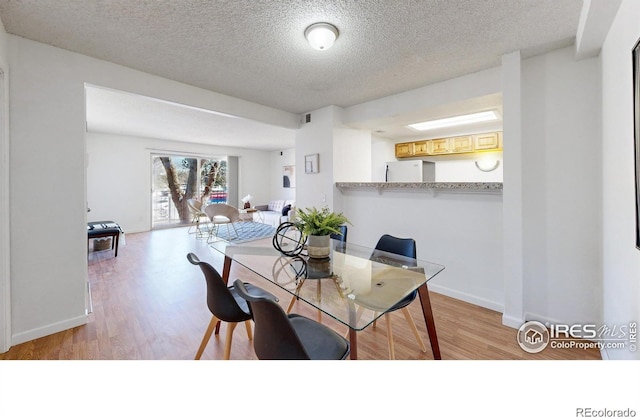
[151,154,227,228]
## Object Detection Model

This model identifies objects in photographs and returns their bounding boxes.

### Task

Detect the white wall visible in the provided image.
[371,135,395,182]
[600,0,640,360]
[338,190,504,311]
[0,18,10,353]
[268,148,295,204]
[333,124,371,183]
[9,36,89,344]
[295,106,338,211]
[520,46,602,326]
[7,35,299,346]
[433,153,503,183]
[87,132,273,233]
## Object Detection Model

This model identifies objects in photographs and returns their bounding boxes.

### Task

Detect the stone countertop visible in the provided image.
[335,182,503,192]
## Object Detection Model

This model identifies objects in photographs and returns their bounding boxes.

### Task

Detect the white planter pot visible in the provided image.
[307,234,331,259]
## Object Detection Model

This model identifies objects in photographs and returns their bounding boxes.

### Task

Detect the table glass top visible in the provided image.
[210,237,445,330]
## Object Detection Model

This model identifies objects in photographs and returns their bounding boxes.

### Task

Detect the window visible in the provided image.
[151,154,227,228]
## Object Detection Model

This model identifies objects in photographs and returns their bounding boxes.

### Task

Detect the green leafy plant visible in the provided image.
[295,206,351,237]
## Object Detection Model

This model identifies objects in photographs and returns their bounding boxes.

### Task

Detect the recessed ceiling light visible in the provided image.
[304,22,339,51]
[407,110,499,131]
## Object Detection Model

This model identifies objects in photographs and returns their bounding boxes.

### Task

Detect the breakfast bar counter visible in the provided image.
[335,181,503,193]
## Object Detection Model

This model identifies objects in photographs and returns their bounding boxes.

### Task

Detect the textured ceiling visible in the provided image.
[0,0,583,114]
[0,0,586,149]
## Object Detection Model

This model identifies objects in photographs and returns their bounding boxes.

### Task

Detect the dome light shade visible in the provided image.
[304,23,339,51]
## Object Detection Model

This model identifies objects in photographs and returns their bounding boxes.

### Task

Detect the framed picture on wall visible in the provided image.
[283,165,295,188]
[305,153,319,174]
[634,37,640,249]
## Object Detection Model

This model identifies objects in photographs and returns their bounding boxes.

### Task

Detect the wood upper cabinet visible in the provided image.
[413,140,429,156]
[395,142,414,157]
[430,138,450,154]
[394,131,503,158]
[473,132,500,150]
[451,135,473,153]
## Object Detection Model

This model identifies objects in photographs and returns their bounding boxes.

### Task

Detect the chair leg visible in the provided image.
[401,307,427,353]
[286,278,306,313]
[385,313,395,360]
[195,216,209,239]
[244,320,253,340]
[286,296,297,313]
[195,316,220,360]
[223,322,238,360]
[206,223,219,243]
[188,215,198,234]
[206,224,214,243]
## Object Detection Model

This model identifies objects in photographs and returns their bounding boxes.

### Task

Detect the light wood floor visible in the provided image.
[0,227,600,360]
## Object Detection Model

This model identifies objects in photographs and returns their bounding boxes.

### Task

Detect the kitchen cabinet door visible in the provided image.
[395,142,414,157]
[452,136,473,153]
[473,133,499,150]
[413,140,430,156]
[430,138,450,154]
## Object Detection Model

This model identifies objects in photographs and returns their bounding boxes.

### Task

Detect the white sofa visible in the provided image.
[253,200,295,227]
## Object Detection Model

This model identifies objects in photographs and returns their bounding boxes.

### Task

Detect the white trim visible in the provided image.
[428,282,525,330]
[427,282,504,313]
[11,315,88,346]
[522,312,564,327]
[0,66,10,353]
[501,314,524,330]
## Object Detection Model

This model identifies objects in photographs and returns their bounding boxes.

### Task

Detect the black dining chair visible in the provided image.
[187,252,277,360]
[367,234,427,359]
[233,278,350,360]
[286,225,348,318]
[330,225,348,242]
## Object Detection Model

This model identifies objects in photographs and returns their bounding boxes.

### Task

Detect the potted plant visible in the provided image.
[295,206,351,258]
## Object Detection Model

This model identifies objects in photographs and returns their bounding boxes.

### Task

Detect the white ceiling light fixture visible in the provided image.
[407,110,499,131]
[304,22,339,51]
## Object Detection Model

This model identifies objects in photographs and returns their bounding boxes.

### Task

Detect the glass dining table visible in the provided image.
[210,237,445,360]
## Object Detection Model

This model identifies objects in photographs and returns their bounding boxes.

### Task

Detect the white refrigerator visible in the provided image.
[385,160,435,182]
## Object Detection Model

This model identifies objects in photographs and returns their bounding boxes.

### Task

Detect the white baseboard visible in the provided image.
[11,314,88,346]
[427,282,504,313]
[501,314,524,329]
